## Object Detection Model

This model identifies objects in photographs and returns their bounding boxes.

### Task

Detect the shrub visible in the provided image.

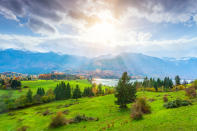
[185,87,196,98]
[50,112,67,128]
[74,114,87,122]
[130,107,143,120]
[33,94,42,104]
[42,109,50,116]
[131,97,151,120]
[23,86,29,88]
[17,126,29,131]
[73,114,98,123]
[145,87,156,92]
[148,98,155,102]
[163,96,168,102]
[62,109,69,115]
[164,99,192,109]
[192,80,197,89]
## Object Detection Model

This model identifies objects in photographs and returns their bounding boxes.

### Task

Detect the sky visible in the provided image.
[1,0,197,58]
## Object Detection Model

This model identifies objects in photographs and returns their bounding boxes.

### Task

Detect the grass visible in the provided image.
[0,89,197,131]
[0,79,93,99]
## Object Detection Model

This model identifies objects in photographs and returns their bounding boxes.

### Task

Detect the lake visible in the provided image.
[92,78,193,87]
[92,78,144,87]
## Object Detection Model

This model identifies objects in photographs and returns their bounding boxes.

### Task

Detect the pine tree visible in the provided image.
[115,72,136,108]
[54,84,61,100]
[143,77,149,88]
[157,78,162,88]
[66,83,71,99]
[183,80,188,85]
[83,87,88,97]
[61,82,67,99]
[83,87,94,97]
[42,88,45,96]
[26,89,33,103]
[97,84,103,96]
[73,85,81,100]
[10,80,20,89]
[175,75,181,86]
[37,88,45,96]
[153,81,158,92]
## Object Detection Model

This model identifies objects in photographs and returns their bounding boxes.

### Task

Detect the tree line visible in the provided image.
[0,81,114,113]
[0,79,21,89]
[114,72,188,108]
[131,75,187,92]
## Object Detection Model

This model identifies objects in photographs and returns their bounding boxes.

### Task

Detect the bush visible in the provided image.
[74,114,88,122]
[42,109,50,116]
[17,126,29,131]
[50,112,67,128]
[164,99,192,109]
[73,114,98,123]
[163,96,168,102]
[131,97,151,120]
[185,87,196,98]
[192,80,197,89]
[172,85,185,91]
[130,107,143,120]
[145,87,156,92]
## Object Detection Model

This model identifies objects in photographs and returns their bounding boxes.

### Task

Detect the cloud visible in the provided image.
[105,0,196,23]
[28,17,57,35]
[0,0,197,37]
[1,0,197,35]
[1,32,197,58]
[1,0,197,58]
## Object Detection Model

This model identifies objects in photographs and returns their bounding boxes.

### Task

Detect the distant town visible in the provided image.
[0,71,144,81]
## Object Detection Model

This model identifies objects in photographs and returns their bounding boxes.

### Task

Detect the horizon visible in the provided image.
[1,0,197,58]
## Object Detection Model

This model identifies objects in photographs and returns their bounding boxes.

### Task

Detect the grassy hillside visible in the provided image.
[0,80,93,99]
[0,90,197,131]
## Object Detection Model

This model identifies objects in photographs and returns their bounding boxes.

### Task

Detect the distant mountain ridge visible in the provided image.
[0,49,89,74]
[0,49,197,79]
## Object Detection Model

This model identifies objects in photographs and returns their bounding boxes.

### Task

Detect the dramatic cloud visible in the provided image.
[1,0,197,57]
[1,0,197,34]
[1,33,197,58]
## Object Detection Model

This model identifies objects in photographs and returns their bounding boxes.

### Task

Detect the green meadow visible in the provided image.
[0,80,96,99]
[0,83,197,131]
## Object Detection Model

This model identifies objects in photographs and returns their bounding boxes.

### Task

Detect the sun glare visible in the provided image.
[82,11,119,44]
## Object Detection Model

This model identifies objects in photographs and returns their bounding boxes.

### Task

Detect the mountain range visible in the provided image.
[0,49,197,79]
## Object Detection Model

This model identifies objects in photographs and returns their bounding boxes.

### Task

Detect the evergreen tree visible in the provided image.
[164,77,173,90]
[115,72,136,108]
[72,85,81,100]
[157,78,162,88]
[37,88,45,96]
[60,82,66,99]
[83,87,94,97]
[153,81,158,92]
[97,84,103,95]
[54,84,61,100]
[54,82,71,100]
[1,79,5,85]
[183,80,188,85]
[26,89,33,103]
[10,80,21,89]
[143,77,149,88]
[175,75,181,86]
[66,83,71,99]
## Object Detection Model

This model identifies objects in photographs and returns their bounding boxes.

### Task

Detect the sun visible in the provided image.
[81,11,119,44]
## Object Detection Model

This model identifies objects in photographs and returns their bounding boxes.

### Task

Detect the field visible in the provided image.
[0,80,197,131]
[0,80,94,99]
